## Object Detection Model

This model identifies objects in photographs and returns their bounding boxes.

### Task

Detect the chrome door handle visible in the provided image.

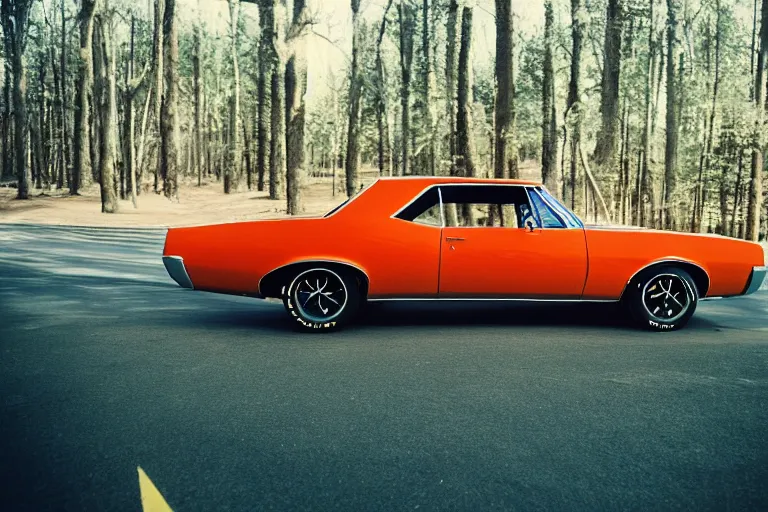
[445,237,465,242]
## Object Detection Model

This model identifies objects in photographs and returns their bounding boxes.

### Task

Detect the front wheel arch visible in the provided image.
[621,260,710,300]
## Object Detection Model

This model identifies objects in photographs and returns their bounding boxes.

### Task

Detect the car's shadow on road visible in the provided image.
[160,294,736,334]
[357,301,637,330]
[171,299,726,334]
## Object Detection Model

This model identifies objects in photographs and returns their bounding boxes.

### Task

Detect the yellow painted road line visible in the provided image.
[137,466,173,512]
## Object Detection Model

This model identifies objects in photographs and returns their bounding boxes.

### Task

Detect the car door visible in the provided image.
[438,185,588,299]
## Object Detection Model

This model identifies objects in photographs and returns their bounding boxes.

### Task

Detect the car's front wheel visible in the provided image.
[282,267,361,332]
[624,266,699,331]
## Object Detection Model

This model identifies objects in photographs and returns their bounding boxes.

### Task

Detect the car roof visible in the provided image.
[376,176,542,187]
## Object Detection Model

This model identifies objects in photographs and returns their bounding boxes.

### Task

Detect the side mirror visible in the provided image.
[526,224,536,232]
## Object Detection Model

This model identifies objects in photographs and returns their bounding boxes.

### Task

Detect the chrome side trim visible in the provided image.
[162,255,194,289]
[619,259,710,299]
[367,297,618,303]
[743,265,767,295]
[257,259,370,296]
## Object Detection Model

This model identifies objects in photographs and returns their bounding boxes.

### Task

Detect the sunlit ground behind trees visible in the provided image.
[0,0,766,240]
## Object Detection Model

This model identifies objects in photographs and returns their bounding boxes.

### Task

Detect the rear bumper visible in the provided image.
[743,265,767,295]
[163,255,194,289]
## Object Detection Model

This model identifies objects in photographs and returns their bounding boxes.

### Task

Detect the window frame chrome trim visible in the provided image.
[391,182,548,229]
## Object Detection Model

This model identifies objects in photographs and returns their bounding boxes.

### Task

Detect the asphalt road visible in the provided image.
[1,224,767,511]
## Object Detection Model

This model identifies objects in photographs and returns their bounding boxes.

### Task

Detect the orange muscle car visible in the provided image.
[162,177,766,332]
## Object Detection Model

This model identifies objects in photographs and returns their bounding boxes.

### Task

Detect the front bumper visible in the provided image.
[743,265,767,295]
[163,255,194,289]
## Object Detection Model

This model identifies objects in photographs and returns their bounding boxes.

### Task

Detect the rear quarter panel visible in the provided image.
[582,228,764,299]
[163,180,444,297]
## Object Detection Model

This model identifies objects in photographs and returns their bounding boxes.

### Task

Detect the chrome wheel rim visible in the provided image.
[641,273,691,323]
[292,269,348,323]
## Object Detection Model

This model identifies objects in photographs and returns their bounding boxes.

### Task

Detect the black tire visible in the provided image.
[624,266,699,332]
[282,267,361,332]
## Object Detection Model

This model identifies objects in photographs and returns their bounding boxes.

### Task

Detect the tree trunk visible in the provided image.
[225,0,241,194]
[746,0,768,241]
[1,57,10,182]
[345,0,362,195]
[161,0,180,200]
[153,0,165,193]
[541,1,558,194]
[750,0,758,101]
[243,112,253,190]
[456,5,476,225]
[256,0,270,192]
[36,62,47,188]
[731,150,744,237]
[639,0,657,227]
[422,0,436,176]
[95,17,118,213]
[456,6,476,180]
[376,0,394,177]
[268,0,285,200]
[398,1,416,177]
[286,0,308,214]
[697,5,722,234]
[446,0,460,177]
[135,81,153,193]
[1,0,34,199]
[59,0,70,189]
[124,16,138,208]
[663,0,681,231]
[567,0,585,212]
[73,0,96,196]
[593,0,623,168]
[193,6,202,187]
[494,0,518,180]
[51,41,64,190]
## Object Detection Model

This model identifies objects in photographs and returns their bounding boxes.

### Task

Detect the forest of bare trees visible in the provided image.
[0,0,766,240]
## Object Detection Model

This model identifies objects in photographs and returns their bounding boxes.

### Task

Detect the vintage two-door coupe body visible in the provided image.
[162,177,766,332]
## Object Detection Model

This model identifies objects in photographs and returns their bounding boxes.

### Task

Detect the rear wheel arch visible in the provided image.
[622,260,710,300]
[259,260,370,298]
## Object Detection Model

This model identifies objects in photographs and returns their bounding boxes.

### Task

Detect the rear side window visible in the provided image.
[394,186,441,226]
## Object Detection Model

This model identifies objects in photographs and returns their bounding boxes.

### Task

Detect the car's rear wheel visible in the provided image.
[282,267,361,332]
[624,266,698,331]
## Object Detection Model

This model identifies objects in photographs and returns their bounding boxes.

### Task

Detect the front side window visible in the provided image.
[440,185,535,228]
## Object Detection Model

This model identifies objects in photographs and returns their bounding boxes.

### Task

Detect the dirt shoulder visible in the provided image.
[0,176,356,228]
